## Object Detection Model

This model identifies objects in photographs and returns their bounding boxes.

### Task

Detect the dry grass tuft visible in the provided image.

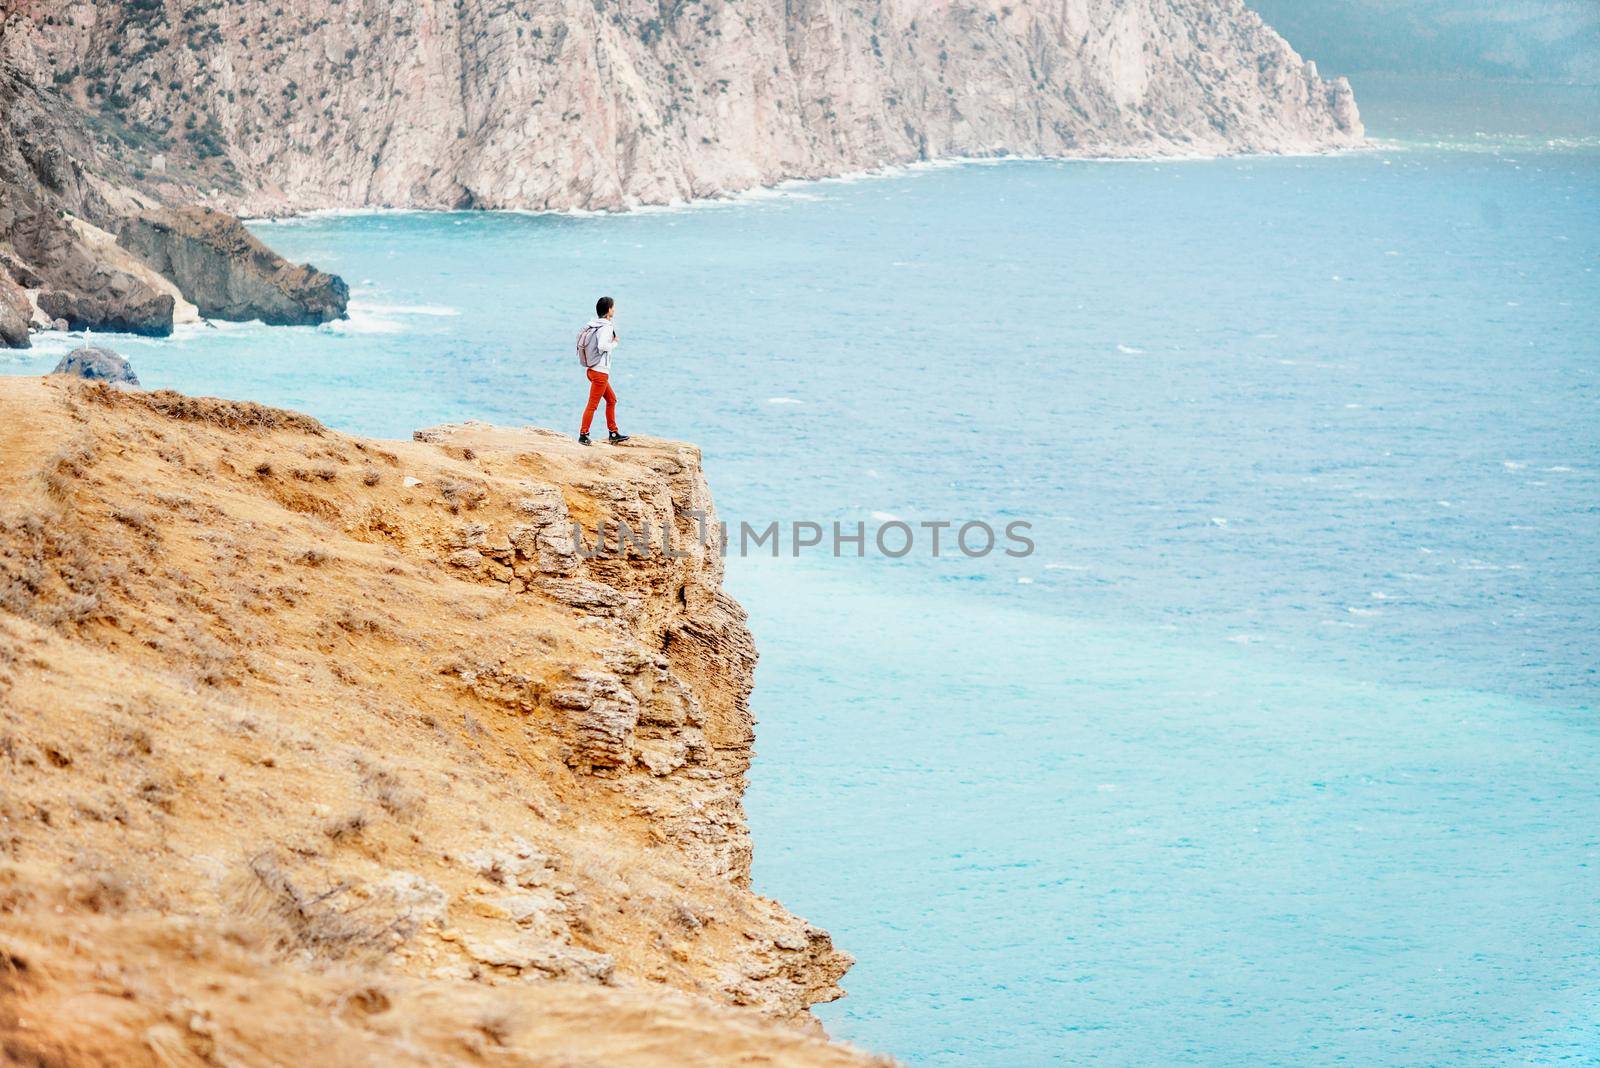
[361,766,424,820]
[42,441,95,500]
[437,478,488,513]
[0,511,125,627]
[110,506,157,537]
[322,811,370,841]
[236,854,406,961]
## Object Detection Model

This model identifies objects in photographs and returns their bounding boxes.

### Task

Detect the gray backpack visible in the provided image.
[576,324,603,369]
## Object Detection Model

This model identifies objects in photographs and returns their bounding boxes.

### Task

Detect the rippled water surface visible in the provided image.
[7,99,1597,1065]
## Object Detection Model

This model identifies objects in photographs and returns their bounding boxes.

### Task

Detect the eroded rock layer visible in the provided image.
[0,377,879,1068]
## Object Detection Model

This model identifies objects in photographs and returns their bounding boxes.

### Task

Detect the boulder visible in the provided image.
[51,345,139,388]
[118,207,348,325]
[18,213,175,336]
[0,265,29,348]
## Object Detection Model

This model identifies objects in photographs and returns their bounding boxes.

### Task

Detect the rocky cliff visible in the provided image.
[2,0,1361,215]
[0,375,881,1067]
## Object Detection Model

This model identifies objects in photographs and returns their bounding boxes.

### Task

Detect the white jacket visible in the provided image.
[582,317,619,374]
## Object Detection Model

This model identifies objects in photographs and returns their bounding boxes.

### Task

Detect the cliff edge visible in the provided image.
[0,376,882,1067]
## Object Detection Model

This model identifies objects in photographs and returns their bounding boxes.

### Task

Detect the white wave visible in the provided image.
[359,303,460,317]
[5,331,83,359]
[1043,563,1088,571]
[324,300,462,336]
[325,310,404,336]
[766,397,804,405]
[1210,517,1229,527]
[246,206,439,226]
[1016,577,1034,585]
[870,511,901,522]
[171,317,272,338]
[1116,344,1145,355]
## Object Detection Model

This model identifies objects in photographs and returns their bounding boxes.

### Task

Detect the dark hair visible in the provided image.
[596,296,614,317]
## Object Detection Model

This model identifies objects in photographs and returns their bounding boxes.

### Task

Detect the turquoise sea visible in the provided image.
[6,84,1597,1064]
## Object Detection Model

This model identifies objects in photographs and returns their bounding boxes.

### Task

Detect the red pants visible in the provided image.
[581,368,617,435]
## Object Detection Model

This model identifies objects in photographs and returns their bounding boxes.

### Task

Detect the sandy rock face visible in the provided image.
[0,379,877,1067]
[3,0,1361,215]
[118,207,349,325]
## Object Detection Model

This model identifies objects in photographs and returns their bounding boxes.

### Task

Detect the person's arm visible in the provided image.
[599,324,619,352]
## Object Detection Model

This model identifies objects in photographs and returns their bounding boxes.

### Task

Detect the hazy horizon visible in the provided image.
[1251,0,1599,85]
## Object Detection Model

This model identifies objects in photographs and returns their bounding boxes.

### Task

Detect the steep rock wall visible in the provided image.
[2,0,1362,214]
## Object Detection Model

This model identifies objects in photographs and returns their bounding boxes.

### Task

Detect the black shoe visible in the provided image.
[608,431,630,445]
[578,433,592,446]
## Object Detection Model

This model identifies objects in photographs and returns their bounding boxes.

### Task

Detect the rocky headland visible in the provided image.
[0,60,347,348]
[118,207,349,326]
[0,371,884,1067]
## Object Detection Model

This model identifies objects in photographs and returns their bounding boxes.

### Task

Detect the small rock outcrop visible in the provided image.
[50,345,138,387]
[118,207,348,325]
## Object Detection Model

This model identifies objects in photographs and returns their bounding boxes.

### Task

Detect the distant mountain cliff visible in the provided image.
[3,0,1361,216]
